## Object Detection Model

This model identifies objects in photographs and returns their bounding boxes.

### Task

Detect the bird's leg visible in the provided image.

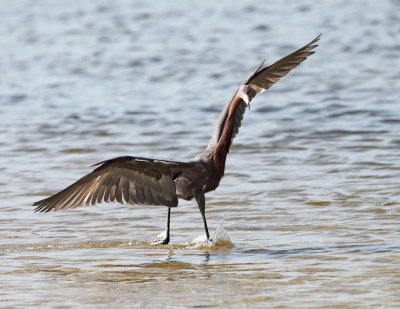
[195,190,211,241]
[161,207,171,244]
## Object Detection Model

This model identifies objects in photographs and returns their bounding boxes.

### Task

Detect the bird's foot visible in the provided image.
[151,237,169,245]
[151,230,170,245]
[161,236,170,245]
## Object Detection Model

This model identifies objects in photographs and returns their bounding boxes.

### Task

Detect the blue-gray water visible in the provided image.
[1,1,400,308]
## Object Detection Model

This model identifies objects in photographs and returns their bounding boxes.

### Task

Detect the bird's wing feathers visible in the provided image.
[33,156,193,212]
[34,36,320,212]
[245,34,320,100]
[207,35,320,148]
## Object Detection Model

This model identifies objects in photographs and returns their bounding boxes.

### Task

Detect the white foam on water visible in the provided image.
[149,230,168,245]
[188,218,234,249]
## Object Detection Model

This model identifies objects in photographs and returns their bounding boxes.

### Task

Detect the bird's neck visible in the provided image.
[211,95,243,178]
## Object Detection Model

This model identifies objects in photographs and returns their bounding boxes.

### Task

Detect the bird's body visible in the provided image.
[34,36,320,243]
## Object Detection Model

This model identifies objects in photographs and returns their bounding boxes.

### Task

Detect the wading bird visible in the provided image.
[34,35,320,244]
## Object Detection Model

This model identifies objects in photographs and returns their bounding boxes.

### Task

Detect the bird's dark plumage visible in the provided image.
[34,157,195,212]
[34,36,320,243]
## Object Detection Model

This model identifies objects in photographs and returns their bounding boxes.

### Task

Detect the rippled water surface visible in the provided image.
[1,0,400,308]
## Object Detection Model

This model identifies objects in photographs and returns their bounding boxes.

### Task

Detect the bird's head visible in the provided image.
[238,85,251,105]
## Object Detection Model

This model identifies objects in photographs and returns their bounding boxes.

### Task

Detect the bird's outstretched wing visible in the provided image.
[245,34,320,100]
[33,156,194,212]
[207,35,320,148]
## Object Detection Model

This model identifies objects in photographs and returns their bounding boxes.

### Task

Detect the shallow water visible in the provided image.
[1,0,400,308]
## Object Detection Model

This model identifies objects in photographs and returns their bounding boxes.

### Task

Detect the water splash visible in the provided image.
[211,218,234,248]
[149,230,167,245]
[188,218,234,249]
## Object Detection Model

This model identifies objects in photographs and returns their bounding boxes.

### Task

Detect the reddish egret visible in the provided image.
[34,36,320,244]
